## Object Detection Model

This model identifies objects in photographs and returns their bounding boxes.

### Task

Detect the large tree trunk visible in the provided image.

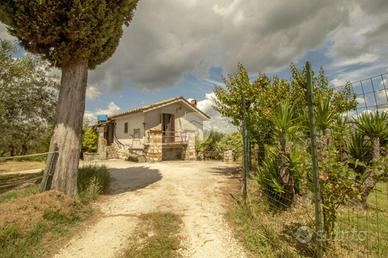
[44,61,88,197]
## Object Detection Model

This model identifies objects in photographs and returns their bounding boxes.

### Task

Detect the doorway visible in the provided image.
[162,113,175,143]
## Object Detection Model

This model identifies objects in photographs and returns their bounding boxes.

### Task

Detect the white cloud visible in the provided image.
[85,85,101,100]
[329,1,388,67]
[2,1,387,94]
[89,0,355,91]
[197,93,236,133]
[83,102,121,126]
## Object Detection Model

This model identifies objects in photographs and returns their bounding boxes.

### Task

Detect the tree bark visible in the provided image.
[44,61,88,197]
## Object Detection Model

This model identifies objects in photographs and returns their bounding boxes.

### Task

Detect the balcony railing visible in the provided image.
[162,131,189,144]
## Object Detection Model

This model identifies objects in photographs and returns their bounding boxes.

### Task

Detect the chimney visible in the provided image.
[190,99,197,106]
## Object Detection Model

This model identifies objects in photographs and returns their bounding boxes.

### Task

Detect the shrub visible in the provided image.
[78,165,110,202]
[254,145,305,209]
[82,127,98,153]
[217,132,243,161]
[198,130,225,160]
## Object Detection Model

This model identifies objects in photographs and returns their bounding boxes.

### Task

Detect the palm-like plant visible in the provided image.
[347,132,372,163]
[353,111,388,208]
[354,112,388,162]
[271,101,300,203]
[315,96,337,135]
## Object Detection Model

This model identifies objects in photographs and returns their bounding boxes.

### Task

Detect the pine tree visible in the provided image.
[0,0,139,197]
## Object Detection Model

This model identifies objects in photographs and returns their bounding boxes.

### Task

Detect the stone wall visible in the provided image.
[145,129,163,162]
[223,150,234,163]
[83,152,99,162]
[183,131,197,160]
[97,126,107,160]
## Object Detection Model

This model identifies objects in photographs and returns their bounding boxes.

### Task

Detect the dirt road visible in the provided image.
[55,160,246,258]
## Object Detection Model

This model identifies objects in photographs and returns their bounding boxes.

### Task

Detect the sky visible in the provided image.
[1,0,388,131]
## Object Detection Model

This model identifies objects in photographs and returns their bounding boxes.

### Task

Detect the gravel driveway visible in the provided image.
[55,160,246,258]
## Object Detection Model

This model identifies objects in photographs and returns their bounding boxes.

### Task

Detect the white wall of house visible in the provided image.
[113,101,206,147]
[144,102,205,140]
[115,113,145,147]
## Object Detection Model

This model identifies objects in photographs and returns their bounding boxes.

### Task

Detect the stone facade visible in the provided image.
[223,150,234,163]
[183,131,197,160]
[97,127,107,160]
[83,152,99,162]
[145,129,163,162]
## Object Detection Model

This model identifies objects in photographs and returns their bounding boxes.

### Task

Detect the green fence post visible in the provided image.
[306,62,324,257]
[242,91,248,200]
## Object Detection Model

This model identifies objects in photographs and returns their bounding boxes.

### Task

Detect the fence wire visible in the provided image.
[336,72,388,116]
[200,69,388,257]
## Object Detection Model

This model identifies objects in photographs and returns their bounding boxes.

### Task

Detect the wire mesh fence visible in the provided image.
[200,67,388,257]
[336,72,388,116]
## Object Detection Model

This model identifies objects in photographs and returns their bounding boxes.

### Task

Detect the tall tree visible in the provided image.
[0,40,57,156]
[0,0,139,197]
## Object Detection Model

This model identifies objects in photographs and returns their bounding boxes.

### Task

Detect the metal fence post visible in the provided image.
[242,91,249,200]
[306,62,324,257]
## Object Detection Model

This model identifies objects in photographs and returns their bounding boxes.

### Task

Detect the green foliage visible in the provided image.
[254,145,306,208]
[347,131,372,163]
[272,101,300,142]
[314,97,337,135]
[197,130,243,160]
[217,132,243,160]
[198,130,225,160]
[0,40,58,156]
[354,112,388,141]
[78,165,110,202]
[82,127,98,153]
[316,142,358,240]
[0,0,139,69]
[213,63,356,156]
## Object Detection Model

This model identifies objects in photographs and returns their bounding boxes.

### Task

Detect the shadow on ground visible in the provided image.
[209,165,241,179]
[107,167,162,195]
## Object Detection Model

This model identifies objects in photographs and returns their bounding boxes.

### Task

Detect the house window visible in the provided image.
[124,122,128,133]
[133,128,140,139]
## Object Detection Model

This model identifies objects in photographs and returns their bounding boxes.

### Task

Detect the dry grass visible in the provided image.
[0,191,92,258]
[0,161,45,173]
[122,212,183,258]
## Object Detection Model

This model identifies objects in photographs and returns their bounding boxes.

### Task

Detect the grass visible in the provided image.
[337,183,388,257]
[0,161,45,173]
[123,212,183,258]
[227,183,312,258]
[0,185,39,203]
[78,165,110,203]
[227,182,388,257]
[0,203,92,258]
[0,165,110,257]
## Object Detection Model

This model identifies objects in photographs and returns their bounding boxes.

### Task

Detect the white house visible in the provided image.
[96,96,210,161]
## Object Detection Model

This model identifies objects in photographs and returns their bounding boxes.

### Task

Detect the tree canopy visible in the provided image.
[0,0,139,69]
[0,40,58,155]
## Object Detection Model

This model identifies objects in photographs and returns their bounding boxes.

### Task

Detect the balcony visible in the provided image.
[162,131,188,146]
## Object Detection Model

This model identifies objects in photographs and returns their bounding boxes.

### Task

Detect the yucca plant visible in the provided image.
[315,96,337,136]
[271,101,300,204]
[347,132,372,163]
[353,111,388,208]
[332,116,350,161]
[354,112,387,162]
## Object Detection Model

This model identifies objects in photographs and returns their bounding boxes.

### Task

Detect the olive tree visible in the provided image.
[0,0,139,197]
